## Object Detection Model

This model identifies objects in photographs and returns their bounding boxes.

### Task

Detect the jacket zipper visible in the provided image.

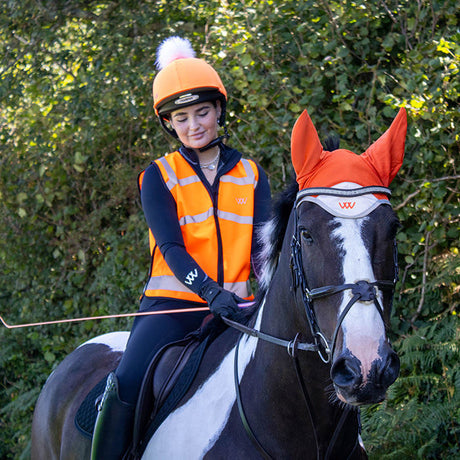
[199,168,224,287]
[185,147,241,288]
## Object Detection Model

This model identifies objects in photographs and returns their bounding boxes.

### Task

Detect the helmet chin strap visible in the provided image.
[198,127,230,152]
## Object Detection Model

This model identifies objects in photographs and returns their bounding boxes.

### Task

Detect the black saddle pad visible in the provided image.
[75,375,108,438]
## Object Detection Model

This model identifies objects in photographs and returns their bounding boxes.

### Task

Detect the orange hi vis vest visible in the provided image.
[139,150,259,303]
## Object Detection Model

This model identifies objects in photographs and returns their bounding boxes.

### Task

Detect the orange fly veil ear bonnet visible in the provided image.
[153,36,227,124]
[291,108,407,217]
[291,108,407,190]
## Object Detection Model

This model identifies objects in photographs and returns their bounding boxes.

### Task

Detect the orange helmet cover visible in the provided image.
[153,58,227,115]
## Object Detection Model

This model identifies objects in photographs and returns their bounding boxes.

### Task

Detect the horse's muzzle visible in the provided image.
[330,343,400,405]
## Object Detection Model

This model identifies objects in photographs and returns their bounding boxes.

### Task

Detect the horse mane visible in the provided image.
[257,176,299,292]
[324,133,340,151]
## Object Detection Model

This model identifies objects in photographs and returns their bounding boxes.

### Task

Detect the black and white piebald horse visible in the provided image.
[31,108,407,459]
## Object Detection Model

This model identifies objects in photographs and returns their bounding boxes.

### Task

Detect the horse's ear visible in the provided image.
[362,108,407,186]
[291,110,324,189]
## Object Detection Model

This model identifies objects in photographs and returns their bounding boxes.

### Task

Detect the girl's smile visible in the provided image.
[169,101,221,152]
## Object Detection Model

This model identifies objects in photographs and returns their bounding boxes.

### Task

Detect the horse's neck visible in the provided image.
[245,257,359,456]
[255,281,332,407]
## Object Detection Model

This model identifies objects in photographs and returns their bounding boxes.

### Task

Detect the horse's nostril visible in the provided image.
[330,355,362,389]
[377,351,400,387]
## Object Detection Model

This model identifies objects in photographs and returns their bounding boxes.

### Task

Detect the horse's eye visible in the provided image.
[301,230,314,245]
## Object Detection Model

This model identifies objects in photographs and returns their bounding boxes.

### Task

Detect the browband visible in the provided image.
[296,186,391,204]
[295,185,392,218]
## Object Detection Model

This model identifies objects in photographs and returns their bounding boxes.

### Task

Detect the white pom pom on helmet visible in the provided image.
[153,36,227,129]
[155,36,196,70]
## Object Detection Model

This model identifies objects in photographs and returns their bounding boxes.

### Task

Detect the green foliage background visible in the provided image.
[0,1,458,458]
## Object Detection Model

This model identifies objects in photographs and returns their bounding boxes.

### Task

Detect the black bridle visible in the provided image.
[223,185,399,459]
[290,186,399,363]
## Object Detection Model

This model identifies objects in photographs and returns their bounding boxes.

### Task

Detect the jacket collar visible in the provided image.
[179,144,242,177]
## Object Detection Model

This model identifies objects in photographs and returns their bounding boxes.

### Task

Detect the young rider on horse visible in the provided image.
[91,36,272,459]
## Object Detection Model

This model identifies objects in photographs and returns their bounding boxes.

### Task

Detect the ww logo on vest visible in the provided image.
[236,197,247,205]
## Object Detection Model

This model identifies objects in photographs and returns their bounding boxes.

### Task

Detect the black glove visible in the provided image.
[199,279,245,319]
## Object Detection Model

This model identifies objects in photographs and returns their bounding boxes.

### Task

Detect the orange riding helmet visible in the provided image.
[153,37,227,140]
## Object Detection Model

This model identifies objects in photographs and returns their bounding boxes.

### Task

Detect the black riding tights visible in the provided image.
[115,298,209,405]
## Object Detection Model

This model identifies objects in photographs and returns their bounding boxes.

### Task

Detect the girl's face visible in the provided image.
[169,101,221,151]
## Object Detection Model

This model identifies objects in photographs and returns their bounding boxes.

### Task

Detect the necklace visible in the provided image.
[200,150,220,170]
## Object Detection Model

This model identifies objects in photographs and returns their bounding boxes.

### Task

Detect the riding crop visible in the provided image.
[0,307,211,329]
[0,302,256,329]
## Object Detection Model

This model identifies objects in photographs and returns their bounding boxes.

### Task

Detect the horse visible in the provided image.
[31,107,407,459]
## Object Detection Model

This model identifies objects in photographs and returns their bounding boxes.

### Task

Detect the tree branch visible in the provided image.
[394,174,460,210]
[394,189,421,210]
[410,229,434,325]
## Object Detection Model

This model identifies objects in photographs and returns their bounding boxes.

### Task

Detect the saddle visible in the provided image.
[75,316,216,455]
[130,331,210,456]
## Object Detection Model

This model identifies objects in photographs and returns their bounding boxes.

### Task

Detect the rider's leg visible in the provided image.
[116,300,208,404]
[91,300,207,458]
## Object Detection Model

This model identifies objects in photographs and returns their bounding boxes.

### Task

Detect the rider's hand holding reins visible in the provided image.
[199,279,244,318]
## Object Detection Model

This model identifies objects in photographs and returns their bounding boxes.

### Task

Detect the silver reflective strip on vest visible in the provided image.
[217,210,253,225]
[178,175,201,186]
[220,159,257,186]
[223,280,251,299]
[242,159,258,187]
[179,208,214,226]
[145,275,195,295]
[157,157,201,191]
[157,157,177,191]
[145,277,250,299]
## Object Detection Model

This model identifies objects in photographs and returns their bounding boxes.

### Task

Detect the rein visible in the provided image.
[222,314,317,354]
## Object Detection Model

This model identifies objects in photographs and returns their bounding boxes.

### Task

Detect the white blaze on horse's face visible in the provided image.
[333,217,385,389]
